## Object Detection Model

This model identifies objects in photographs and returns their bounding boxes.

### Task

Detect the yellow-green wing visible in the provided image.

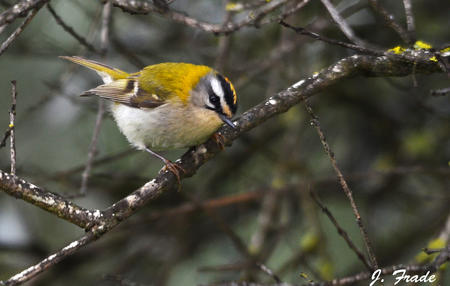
[137,63,212,103]
[82,78,165,108]
[61,56,165,108]
[82,62,212,108]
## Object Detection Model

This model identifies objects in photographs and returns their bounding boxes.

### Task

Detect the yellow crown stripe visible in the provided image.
[224,76,237,105]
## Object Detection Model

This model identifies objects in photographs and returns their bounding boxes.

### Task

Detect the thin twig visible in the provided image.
[0,0,48,27]
[309,189,372,270]
[423,247,447,255]
[55,149,135,178]
[111,0,297,35]
[319,0,367,47]
[301,98,378,270]
[0,8,38,56]
[0,127,11,148]
[368,0,411,44]
[427,247,450,273]
[249,189,280,257]
[279,21,383,56]
[141,191,262,221]
[100,0,112,55]
[2,232,95,286]
[401,0,416,43]
[9,80,17,175]
[79,1,112,195]
[47,4,99,53]
[214,4,234,72]
[79,99,105,195]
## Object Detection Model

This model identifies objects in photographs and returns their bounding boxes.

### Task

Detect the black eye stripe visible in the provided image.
[216,74,237,114]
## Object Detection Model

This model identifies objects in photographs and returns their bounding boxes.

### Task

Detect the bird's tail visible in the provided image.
[60,56,129,84]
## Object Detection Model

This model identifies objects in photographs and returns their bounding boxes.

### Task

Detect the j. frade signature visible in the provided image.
[370,269,436,285]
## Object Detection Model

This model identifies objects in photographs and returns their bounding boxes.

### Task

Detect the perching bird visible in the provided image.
[61,56,237,181]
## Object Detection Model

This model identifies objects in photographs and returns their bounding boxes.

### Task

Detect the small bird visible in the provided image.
[61,56,237,180]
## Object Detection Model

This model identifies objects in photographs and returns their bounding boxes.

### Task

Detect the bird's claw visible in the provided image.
[211,132,226,150]
[162,160,185,190]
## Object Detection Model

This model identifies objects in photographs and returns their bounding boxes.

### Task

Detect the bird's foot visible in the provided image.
[145,147,185,190]
[211,132,226,150]
[162,159,185,190]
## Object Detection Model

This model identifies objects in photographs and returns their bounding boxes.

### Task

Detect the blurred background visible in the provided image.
[0,0,449,285]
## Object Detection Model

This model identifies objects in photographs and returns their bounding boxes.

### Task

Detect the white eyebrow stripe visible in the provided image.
[211,77,224,98]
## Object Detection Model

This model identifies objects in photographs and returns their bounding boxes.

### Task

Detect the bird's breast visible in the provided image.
[111,103,223,151]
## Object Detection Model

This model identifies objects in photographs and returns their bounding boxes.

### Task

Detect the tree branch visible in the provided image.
[0,0,48,27]
[0,8,39,56]
[111,0,309,34]
[0,170,102,229]
[46,4,99,53]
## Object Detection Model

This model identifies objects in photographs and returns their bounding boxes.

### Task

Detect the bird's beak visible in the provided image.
[219,114,236,129]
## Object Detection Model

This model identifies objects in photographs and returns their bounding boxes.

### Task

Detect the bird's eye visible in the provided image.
[209,93,219,104]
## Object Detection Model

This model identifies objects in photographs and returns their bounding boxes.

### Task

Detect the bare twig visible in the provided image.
[2,232,95,286]
[79,99,105,195]
[423,247,447,255]
[0,126,11,148]
[79,1,112,195]
[54,149,135,178]
[427,247,450,273]
[300,98,378,270]
[320,0,367,47]
[9,80,17,175]
[111,0,301,35]
[0,0,48,27]
[47,4,99,53]
[368,0,411,44]
[141,191,262,221]
[309,189,372,270]
[100,0,112,55]
[249,189,280,256]
[0,8,39,56]
[214,5,234,72]
[402,0,416,42]
[279,21,383,56]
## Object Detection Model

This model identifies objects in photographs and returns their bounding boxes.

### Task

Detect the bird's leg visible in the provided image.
[211,132,225,150]
[144,147,185,188]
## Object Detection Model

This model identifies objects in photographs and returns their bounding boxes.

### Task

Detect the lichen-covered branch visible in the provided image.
[0,0,49,27]
[0,170,102,229]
